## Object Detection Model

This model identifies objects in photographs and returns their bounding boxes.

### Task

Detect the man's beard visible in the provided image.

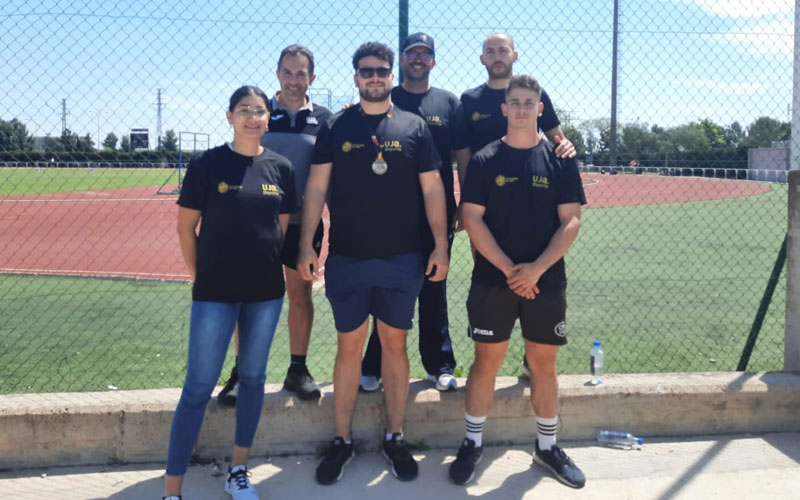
[359,86,392,103]
[487,62,512,79]
[403,65,430,82]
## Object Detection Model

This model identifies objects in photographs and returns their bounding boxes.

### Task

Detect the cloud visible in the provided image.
[719,20,793,55]
[683,0,793,18]
[682,79,769,95]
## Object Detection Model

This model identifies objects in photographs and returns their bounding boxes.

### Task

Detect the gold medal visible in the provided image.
[372,153,388,175]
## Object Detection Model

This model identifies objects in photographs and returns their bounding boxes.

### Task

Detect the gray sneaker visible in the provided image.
[532,440,586,489]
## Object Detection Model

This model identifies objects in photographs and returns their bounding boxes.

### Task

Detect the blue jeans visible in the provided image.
[166,298,283,476]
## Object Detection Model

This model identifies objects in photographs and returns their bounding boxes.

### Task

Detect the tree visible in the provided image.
[58,129,81,151]
[120,135,131,152]
[621,122,657,159]
[668,122,711,155]
[579,118,609,155]
[724,121,745,148]
[561,124,586,157]
[699,119,725,151]
[42,135,63,152]
[0,119,34,151]
[744,117,790,148]
[102,132,118,150]
[79,134,95,152]
[162,129,178,151]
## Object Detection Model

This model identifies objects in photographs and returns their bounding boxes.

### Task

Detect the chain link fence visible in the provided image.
[0,0,793,393]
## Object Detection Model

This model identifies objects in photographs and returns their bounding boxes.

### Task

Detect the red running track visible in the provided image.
[0,175,770,281]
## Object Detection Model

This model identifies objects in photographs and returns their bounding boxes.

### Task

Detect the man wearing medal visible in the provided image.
[298,41,449,485]
[359,32,462,394]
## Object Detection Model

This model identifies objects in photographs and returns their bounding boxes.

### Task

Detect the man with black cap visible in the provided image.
[358,32,461,394]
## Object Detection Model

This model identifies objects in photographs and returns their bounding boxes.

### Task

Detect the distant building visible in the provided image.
[747,147,788,182]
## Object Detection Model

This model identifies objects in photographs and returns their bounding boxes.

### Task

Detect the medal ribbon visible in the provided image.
[359,103,393,162]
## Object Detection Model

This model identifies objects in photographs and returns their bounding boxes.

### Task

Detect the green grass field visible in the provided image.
[0,167,174,196]
[0,169,788,393]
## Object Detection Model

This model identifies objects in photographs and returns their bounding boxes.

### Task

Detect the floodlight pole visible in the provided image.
[610,0,619,168]
[399,0,408,84]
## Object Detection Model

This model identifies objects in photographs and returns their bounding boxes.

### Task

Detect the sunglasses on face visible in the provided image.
[357,66,392,78]
[404,52,434,62]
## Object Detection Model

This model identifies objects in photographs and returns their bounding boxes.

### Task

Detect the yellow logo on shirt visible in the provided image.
[532,175,550,189]
[262,184,279,196]
[495,175,518,187]
[382,140,402,152]
[218,182,242,194]
[342,141,365,153]
[426,115,442,126]
[472,111,491,122]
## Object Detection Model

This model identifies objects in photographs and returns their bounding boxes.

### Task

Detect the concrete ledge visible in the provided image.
[2,371,799,469]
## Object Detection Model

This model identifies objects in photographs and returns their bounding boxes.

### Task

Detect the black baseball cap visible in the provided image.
[402,32,435,55]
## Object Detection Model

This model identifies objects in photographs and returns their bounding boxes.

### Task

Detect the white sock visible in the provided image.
[465,413,487,447]
[537,416,558,450]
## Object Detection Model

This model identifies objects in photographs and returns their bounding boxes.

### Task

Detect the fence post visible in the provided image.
[786,171,800,370]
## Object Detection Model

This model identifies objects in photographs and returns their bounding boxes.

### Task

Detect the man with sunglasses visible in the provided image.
[359,32,460,395]
[298,41,449,485]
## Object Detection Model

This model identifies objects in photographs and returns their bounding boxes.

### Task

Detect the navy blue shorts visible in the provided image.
[324,252,424,332]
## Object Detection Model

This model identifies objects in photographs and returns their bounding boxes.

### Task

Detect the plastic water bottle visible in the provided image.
[597,430,643,449]
[590,340,604,385]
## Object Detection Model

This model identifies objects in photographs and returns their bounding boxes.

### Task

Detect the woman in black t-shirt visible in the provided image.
[163,86,296,500]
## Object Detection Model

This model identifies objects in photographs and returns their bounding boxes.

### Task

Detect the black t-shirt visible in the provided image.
[261,97,332,224]
[311,104,441,258]
[455,83,560,153]
[177,145,297,302]
[461,140,586,289]
[391,86,462,224]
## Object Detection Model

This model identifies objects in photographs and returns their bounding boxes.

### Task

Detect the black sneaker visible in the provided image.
[316,437,354,485]
[283,368,321,400]
[381,433,418,481]
[532,440,586,489]
[448,437,483,485]
[217,365,238,407]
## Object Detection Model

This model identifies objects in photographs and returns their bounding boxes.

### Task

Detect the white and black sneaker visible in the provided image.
[316,436,354,485]
[448,437,483,485]
[224,464,259,499]
[426,372,458,392]
[359,375,382,392]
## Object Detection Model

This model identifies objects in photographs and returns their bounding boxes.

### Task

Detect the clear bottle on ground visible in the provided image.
[597,430,644,449]
[590,340,604,385]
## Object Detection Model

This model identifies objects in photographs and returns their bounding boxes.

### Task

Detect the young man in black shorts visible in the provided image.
[216,45,332,405]
[359,32,461,393]
[297,41,449,485]
[449,75,586,489]
[453,32,576,377]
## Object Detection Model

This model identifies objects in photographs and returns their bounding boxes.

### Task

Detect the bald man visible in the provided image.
[453,33,575,377]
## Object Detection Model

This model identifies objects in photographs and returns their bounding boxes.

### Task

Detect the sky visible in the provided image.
[0,0,794,150]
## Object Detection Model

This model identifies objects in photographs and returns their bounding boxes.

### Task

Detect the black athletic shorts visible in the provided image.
[281,222,324,270]
[466,282,568,345]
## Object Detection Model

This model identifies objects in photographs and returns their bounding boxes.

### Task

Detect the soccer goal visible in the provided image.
[156,131,210,195]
